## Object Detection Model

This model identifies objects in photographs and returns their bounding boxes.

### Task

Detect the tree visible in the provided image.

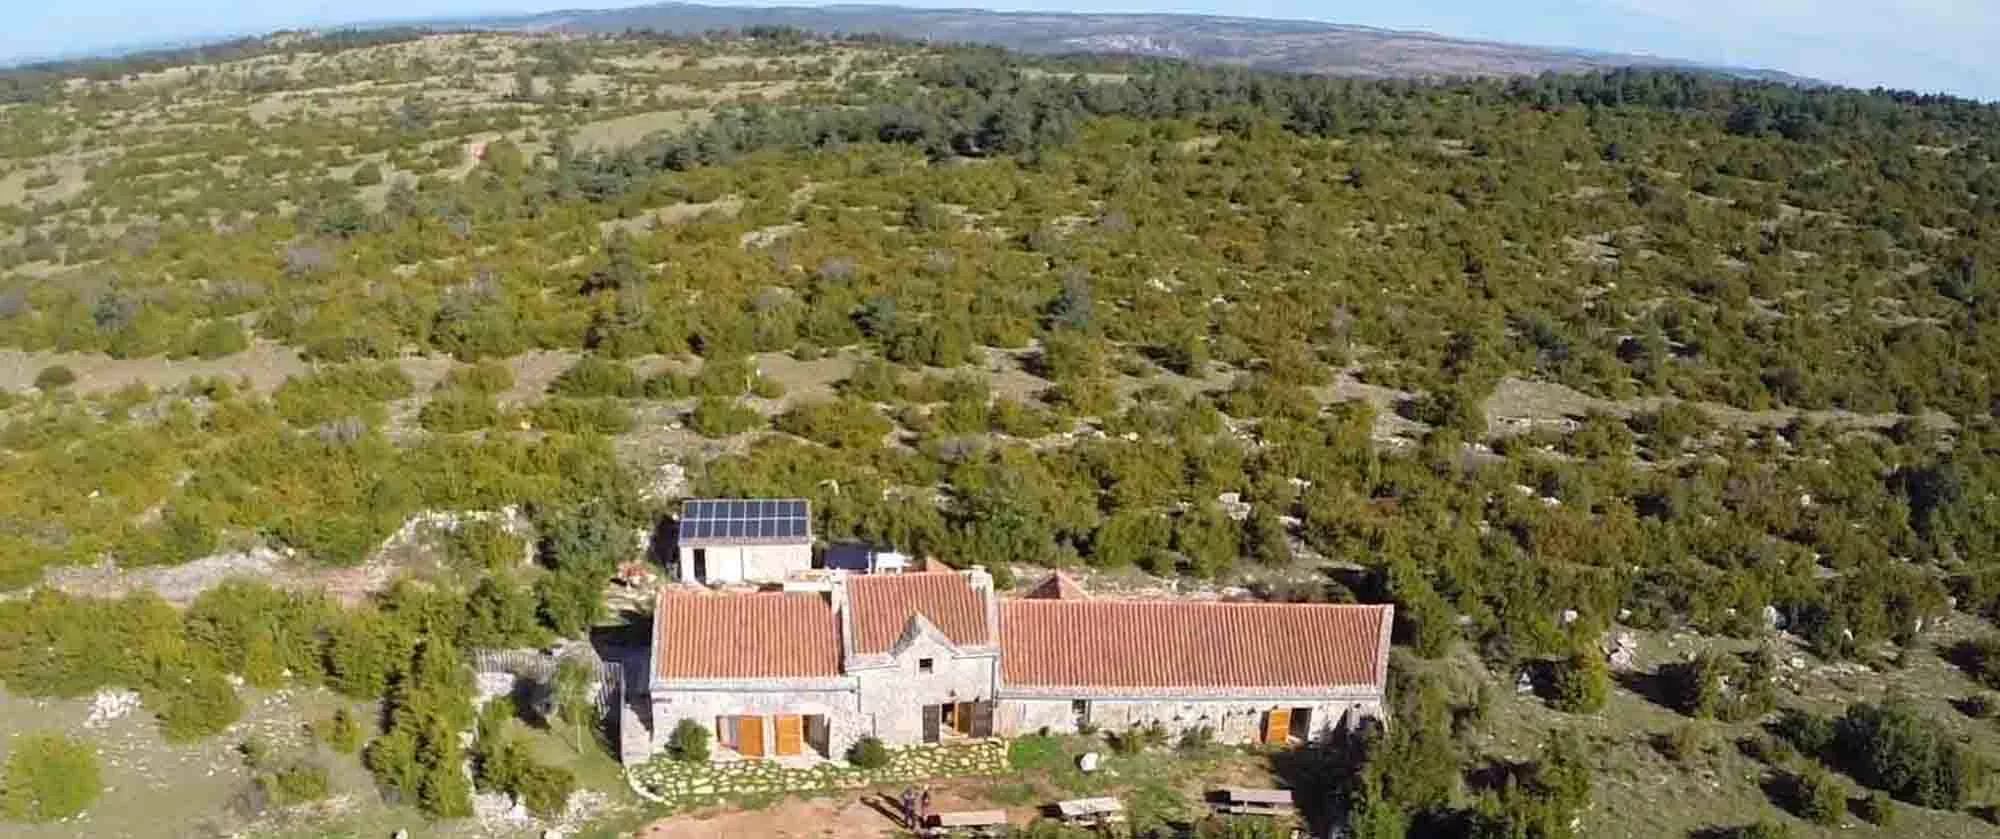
[1,733,101,822]
[553,658,597,753]
[1790,765,1845,825]
[1551,645,1610,713]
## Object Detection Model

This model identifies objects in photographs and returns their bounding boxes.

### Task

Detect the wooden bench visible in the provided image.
[923,809,1009,837]
[1055,797,1127,826]
[1211,787,1297,816]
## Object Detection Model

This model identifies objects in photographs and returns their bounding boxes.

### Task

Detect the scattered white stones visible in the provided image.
[475,672,519,707]
[1078,752,1101,773]
[85,689,142,728]
[1215,492,1251,522]
[643,462,690,502]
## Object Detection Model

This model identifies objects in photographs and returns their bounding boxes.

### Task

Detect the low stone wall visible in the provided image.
[631,740,1008,804]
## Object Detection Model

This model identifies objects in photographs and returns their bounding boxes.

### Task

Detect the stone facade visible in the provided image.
[649,679,868,760]
[648,569,1392,763]
[675,541,811,585]
[995,694,1383,744]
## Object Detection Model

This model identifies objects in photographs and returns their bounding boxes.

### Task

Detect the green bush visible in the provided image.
[273,363,412,427]
[669,719,711,763]
[689,396,764,437]
[312,709,363,754]
[419,390,502,432]
[150,668,244,742]
[444,519,525,574]
[777,398,891,449]
[350,162,384,186]
[528,398,635,434]
[1790,765,1845,825]
[847,736,890,769]
[1,733,101,822]
[550,356,640,397]
[188,320,250,359]
[1832,698,1981,808]
[440,360,516,394]
[1551,646,1610,713]
[1854,791,1897,827]
[259,761,331,806]
[32,365,75,390]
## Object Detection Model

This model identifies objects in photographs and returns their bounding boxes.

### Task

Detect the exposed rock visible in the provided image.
[85,689,142,728]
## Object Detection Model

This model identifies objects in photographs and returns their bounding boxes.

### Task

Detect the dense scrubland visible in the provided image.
[1,25,1999,839]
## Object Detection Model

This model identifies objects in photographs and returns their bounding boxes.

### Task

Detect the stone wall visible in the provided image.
[852,631,1001,745]
[632,740,1008,804]
[652,682,867,759]
[996,696,1383,744]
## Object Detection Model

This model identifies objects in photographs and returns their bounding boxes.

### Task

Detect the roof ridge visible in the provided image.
[1006,597,1389,610]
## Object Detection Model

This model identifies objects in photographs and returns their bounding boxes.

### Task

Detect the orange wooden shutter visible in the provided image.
[738,716,766,757]
[1263,709,1292,745]
[774,715,803,756]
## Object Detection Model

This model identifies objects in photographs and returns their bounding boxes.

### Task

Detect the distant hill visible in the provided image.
[469,2,1819,85]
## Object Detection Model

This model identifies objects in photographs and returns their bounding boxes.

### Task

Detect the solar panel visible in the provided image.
[679,498,812,543]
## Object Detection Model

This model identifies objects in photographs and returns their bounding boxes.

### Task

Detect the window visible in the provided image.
[918,657,935,673]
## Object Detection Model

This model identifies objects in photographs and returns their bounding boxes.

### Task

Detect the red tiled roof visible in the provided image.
[848,572,991,655]
[1000,600,1391,690]
[656,591,840,680]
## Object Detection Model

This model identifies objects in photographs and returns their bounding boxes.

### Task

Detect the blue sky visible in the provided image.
[6,1,1996,100]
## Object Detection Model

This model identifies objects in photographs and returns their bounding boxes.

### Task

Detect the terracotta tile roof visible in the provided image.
[1000,600,1391,690]
[847,572,991,654]
[655,591,840,680]
[1025,571,1090,600]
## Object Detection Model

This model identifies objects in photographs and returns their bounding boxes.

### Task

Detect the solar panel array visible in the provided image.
[680,498,811,542]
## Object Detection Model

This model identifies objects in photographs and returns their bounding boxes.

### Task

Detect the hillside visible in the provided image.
[0,25,1997,839]
[480,1,1818,84]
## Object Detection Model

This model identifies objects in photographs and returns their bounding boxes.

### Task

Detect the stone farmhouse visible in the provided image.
[647,568,1393,761]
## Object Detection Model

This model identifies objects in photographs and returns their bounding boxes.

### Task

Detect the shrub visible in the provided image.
[419,390,501,432]
[350,162,384,186]
[1831,698,1981,808]
[259,761,331,806]
[1176,725,1216,754]
[688,396,764,437]
[848,735,890,769]
[1111,722,1167,755]
[440,360,515,394]
[528,398,635,434]
[189,320,250,359]
[1655,723,1708,764]
[1661,652,1725,718]
[444,519,525,574]
[1,733,101,822]
[1715,821,1792,839]
[1789,765,1845,825]
[273,363,413,426]
[1551,646,1611,713]
[776,398,891,449]
[150,668,244,742]
[32,365,75,390]
[1854,790,1896,826]
[312,709,363,754]
[669,719,710,763]
[550,356,639,397]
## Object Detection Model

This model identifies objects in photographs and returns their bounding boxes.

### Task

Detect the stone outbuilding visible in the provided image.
[674,498,814,585]
[647,569,1393,761]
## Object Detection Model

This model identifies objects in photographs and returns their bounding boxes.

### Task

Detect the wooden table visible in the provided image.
[924,809,1009,837]
[1212,787,1297,816]
[1056,797,1126,825]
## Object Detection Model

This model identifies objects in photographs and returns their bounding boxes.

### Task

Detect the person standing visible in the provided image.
[900,786,919,829]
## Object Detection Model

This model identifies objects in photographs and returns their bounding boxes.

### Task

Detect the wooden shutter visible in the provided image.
[970,701,995,738]
[1263,708,1292,745]
[738,716,766,757]
[923,704,942,743]
[774,715,803,756]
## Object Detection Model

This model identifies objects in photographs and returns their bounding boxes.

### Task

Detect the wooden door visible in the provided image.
[738,716,766,757]
[922,704,942,743]
[774,715,803,756]
[954,702,976,736]
[969,701,995,738]
[1262,708,1292,745]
